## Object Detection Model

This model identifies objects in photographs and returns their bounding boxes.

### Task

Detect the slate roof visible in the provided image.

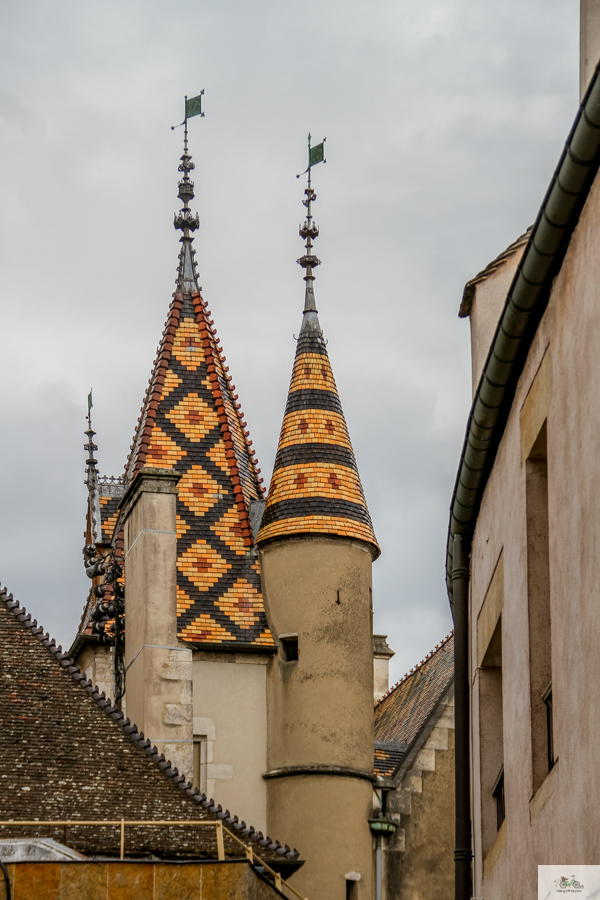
[257,308,379,555]
[374,633,454,778]
[0,586,296,861]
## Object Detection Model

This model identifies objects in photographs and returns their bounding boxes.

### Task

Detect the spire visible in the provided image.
[257,147,379,556]
[121,97,273,651]
[174,111,201,295]
[84,398,100,545]
[297,137,322,337]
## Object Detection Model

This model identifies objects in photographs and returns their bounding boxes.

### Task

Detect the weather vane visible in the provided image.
[171,91,205,144]
[297,133,326,315]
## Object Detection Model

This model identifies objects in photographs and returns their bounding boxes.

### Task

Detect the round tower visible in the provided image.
[257,143,379,899]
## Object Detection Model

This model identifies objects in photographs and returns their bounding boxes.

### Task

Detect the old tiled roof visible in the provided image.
[459,228,532,318]
[120,256,273,650]
[374,741,408,778]
[256,312,379,555]
[0,586,296,861]
[373,633,454,777]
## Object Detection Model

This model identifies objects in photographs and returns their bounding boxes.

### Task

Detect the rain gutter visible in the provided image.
[446,62,600,607]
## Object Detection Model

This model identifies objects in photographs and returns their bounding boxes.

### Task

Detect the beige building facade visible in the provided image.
[448,5,600,896]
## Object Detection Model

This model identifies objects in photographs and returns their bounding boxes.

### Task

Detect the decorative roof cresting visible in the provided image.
[257,137,380,556]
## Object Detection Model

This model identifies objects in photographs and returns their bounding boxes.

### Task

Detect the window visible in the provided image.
[542,683,555,772]
[526,422,554,791]
[279,635,299,662]
[193,736,208,792]
[478,611,504,856]
[491,766,505,832]
[346,879,358,900]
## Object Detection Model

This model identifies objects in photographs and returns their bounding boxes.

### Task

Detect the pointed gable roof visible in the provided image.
[122,285,273,649]
[121,137,273,651]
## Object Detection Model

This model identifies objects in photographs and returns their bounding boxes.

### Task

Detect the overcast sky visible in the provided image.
[0,0,580,684]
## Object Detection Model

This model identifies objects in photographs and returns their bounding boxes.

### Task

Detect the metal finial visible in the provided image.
[84,392,100,544]
[296,133,326,324]
[173,94,205,292]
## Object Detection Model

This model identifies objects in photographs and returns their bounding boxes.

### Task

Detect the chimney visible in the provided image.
[373,635,395,703]
[119,467,193,779]
[581,0,600,99]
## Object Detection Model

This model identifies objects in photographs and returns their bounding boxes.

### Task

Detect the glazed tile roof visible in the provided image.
[0,585,297,861]
[97,479,124,544]
[256,311,379,554]
[374,741,408,778]
[373,633,454,777]
[122,252,273,650]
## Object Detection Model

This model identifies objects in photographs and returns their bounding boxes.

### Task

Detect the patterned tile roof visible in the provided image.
[256,311,379,554]
[122,261,273,650]
[0,586,297,861]
[373,633,454,776]
[374,741,408,778]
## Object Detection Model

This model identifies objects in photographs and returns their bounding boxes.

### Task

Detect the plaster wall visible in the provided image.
[267,775,374,900]
[122,472,193,778]
[467,169,600,899]
[469,249,524,396]
[78,643,114,702]
[4,860,282,900]
[192,653,268,834]
[581,0,600,98]
[260,535,375,899]
[374,656,390,703]
[383,691,455,900]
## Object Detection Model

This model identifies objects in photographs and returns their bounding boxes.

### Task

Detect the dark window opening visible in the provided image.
[346,879,358,900]
[543,684,555,772]
[280,637,298,662]
[492,766,505,832]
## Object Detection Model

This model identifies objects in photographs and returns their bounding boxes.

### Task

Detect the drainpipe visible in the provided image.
[453,534,472,900]
[375,834,382,900]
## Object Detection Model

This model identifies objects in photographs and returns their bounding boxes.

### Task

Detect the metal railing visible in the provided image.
[0,820,306,900]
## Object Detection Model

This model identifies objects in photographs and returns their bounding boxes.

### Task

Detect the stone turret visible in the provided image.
[257,149,379,899]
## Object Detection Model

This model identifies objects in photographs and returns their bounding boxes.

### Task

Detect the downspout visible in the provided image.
[375,835,382,900]
[453,535,471,900]
[446,59,600,607]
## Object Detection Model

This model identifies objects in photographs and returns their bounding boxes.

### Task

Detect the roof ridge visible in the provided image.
[0,584,296,859]
[374,630,454,709]
[124,296,183,482]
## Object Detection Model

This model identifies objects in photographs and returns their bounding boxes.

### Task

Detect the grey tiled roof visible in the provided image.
[0,586,297,862]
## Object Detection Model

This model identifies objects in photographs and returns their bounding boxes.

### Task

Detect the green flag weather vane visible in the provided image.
[171,91,205,131]
[297,133,326,179]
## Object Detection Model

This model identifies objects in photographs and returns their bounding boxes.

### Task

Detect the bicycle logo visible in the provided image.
[555,875,584,893]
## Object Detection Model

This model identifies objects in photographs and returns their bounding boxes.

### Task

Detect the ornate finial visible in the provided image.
[296,134,326,333]
[172,93,205,293]
[84,389,100,544]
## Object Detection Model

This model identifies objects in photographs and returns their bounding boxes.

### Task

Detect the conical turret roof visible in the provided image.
[257,320,379,554]
[257,174,379,556]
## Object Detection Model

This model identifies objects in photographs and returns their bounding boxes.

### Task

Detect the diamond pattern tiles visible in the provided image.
[124,290,273,650]
[257,327,380,555]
